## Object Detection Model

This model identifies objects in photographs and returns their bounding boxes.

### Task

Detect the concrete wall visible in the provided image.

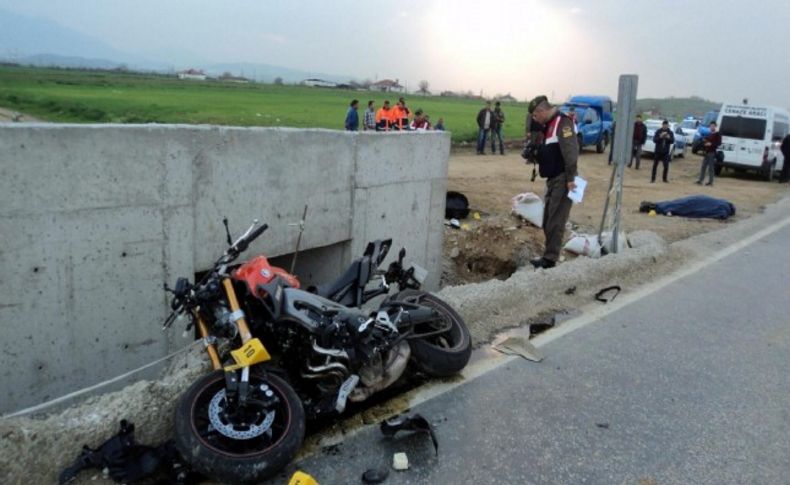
[0,124,449,414]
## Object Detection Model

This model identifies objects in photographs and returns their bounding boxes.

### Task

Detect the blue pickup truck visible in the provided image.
[559,95,614,153]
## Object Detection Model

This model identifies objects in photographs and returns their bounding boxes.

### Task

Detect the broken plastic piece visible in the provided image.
[393,452,409,470]
[595,285,621,303]
[362,468,389,483]
[380,414,439,456]
[492,336,543,362]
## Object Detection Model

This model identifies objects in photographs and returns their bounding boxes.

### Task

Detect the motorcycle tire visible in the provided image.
[174,369,305,483]
[395,290,472,377]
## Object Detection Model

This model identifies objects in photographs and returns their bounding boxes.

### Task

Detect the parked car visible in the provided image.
[559,95,614,153]
[692,110,720,153]
[642,120,687,159]
[678,117,700,145]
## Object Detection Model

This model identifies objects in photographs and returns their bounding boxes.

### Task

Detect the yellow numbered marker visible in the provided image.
[288,470,318,485]
[223,338,271,371]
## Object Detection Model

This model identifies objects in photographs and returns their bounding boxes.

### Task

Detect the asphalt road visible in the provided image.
[291,222,790,485]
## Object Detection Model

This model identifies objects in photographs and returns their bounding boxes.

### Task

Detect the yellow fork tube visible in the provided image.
[222,278,253,343]
[194,310,222,370]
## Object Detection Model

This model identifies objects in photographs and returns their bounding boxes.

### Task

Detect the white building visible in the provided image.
[177,69,207,81]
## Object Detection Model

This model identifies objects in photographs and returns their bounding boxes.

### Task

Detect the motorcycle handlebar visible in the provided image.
[234,223,268,253]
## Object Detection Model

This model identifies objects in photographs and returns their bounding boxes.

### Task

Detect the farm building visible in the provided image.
[177,69,207,81]
[371,79,404,93]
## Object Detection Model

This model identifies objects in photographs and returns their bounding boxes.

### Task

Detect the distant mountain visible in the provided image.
[0,8,164,70]
[0,7,354,84]
[636,96,721,120]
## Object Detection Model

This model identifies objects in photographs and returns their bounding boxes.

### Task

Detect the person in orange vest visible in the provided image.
[391,98,412,130]
[375,100,392,131]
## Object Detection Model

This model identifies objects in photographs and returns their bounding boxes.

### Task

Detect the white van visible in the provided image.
[716,104,788,180]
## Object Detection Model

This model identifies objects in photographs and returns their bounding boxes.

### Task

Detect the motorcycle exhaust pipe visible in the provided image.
[312,341,349,360]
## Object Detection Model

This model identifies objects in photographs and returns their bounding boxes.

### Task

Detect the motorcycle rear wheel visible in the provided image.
[174,369,305,483]
[395,290,472,377]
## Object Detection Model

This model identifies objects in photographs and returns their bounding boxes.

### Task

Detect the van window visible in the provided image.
[772,121,788,141]
[719,116,766,140]
[583,109,598,123]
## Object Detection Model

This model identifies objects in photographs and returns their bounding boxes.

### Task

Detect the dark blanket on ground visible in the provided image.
[653,195,736,219]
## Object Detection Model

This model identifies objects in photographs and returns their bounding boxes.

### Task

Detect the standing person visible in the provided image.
[780,133,790,183]
[628,114,647,169]
[410,109,430,130]
[375,100,392,131]
[567,106,577,124]
[490,101,506,155]
[363,100,376,131]
[434,117,445,131]
[344,99,359,131]
[696,121,722,186]
[391,97,411,130]
[476,101,494,155]
[608,120,616,165]
[527,95,578,269]
[651,119,674,183]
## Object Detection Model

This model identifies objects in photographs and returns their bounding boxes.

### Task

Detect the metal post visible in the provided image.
[601,75,638,254]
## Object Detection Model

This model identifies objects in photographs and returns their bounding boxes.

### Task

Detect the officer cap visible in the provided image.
[528,95,549,114]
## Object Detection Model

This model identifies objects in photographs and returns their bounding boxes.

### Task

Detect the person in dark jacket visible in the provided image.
[779,133,790,183]
[608,120,616,165]
[651,120,674,183]
[476,101,493,155]
[696,121,722,186]
[490,101,506,155]
[628,115,648,169]
[345,99,359,131]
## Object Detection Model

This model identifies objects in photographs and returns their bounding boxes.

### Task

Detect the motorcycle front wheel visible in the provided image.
[174,369,305,483]
[396,290,472,377]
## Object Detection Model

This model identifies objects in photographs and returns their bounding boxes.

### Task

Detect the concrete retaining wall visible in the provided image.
[0,124,450,414]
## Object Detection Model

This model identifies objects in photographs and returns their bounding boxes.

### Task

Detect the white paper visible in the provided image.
[567,176,587,204]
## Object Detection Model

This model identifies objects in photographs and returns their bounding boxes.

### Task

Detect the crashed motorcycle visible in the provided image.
[163,220,471,482]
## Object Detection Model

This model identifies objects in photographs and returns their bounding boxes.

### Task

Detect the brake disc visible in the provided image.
[207,389,276,440]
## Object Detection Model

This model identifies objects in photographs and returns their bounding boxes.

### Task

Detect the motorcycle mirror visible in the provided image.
[222,217,232,246]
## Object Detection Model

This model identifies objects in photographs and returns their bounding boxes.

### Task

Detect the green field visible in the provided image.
[0,65,530,143]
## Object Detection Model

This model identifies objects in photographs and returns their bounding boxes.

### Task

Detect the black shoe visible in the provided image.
[695,180,702,185]
[500,151,505,155]
[627,164,632,168]
[650,179,655,183]
[705,182,713,186]
[530,257,556,269]
[663,179,669,183]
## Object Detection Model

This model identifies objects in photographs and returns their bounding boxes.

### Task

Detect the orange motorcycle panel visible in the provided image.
[233,255,301,296]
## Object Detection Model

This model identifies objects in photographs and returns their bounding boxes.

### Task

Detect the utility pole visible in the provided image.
[598,74,638,254]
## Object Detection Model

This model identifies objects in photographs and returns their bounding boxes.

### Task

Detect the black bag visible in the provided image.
[445,191,470,219]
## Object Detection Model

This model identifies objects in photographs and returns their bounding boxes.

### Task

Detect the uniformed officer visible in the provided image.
[527,95,579,269]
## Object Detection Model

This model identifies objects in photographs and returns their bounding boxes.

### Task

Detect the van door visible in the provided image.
[719,115,767,167]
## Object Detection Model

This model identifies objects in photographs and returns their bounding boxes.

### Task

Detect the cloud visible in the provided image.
[570,7,582,14]
[262,32,286,44]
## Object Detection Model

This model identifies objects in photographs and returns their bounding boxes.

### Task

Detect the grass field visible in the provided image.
[0,65,530,142]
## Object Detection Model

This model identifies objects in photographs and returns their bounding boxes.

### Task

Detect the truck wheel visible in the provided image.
[596,134,605,154]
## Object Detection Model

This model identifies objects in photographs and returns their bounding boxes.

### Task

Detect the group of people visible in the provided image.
[609,116,726,185]
[344,97,445,132]
[475,100,506,155]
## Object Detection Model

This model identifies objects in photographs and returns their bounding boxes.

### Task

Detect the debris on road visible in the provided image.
[492,336,544,362]
[445,191,470,219]
[392,452,409,470]
[380,414,439,456]
[362,468,389,483]
[289,470,319,485]
[595,285,622,303]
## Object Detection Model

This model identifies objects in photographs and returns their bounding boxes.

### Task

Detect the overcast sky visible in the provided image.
[2,0,788,106]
